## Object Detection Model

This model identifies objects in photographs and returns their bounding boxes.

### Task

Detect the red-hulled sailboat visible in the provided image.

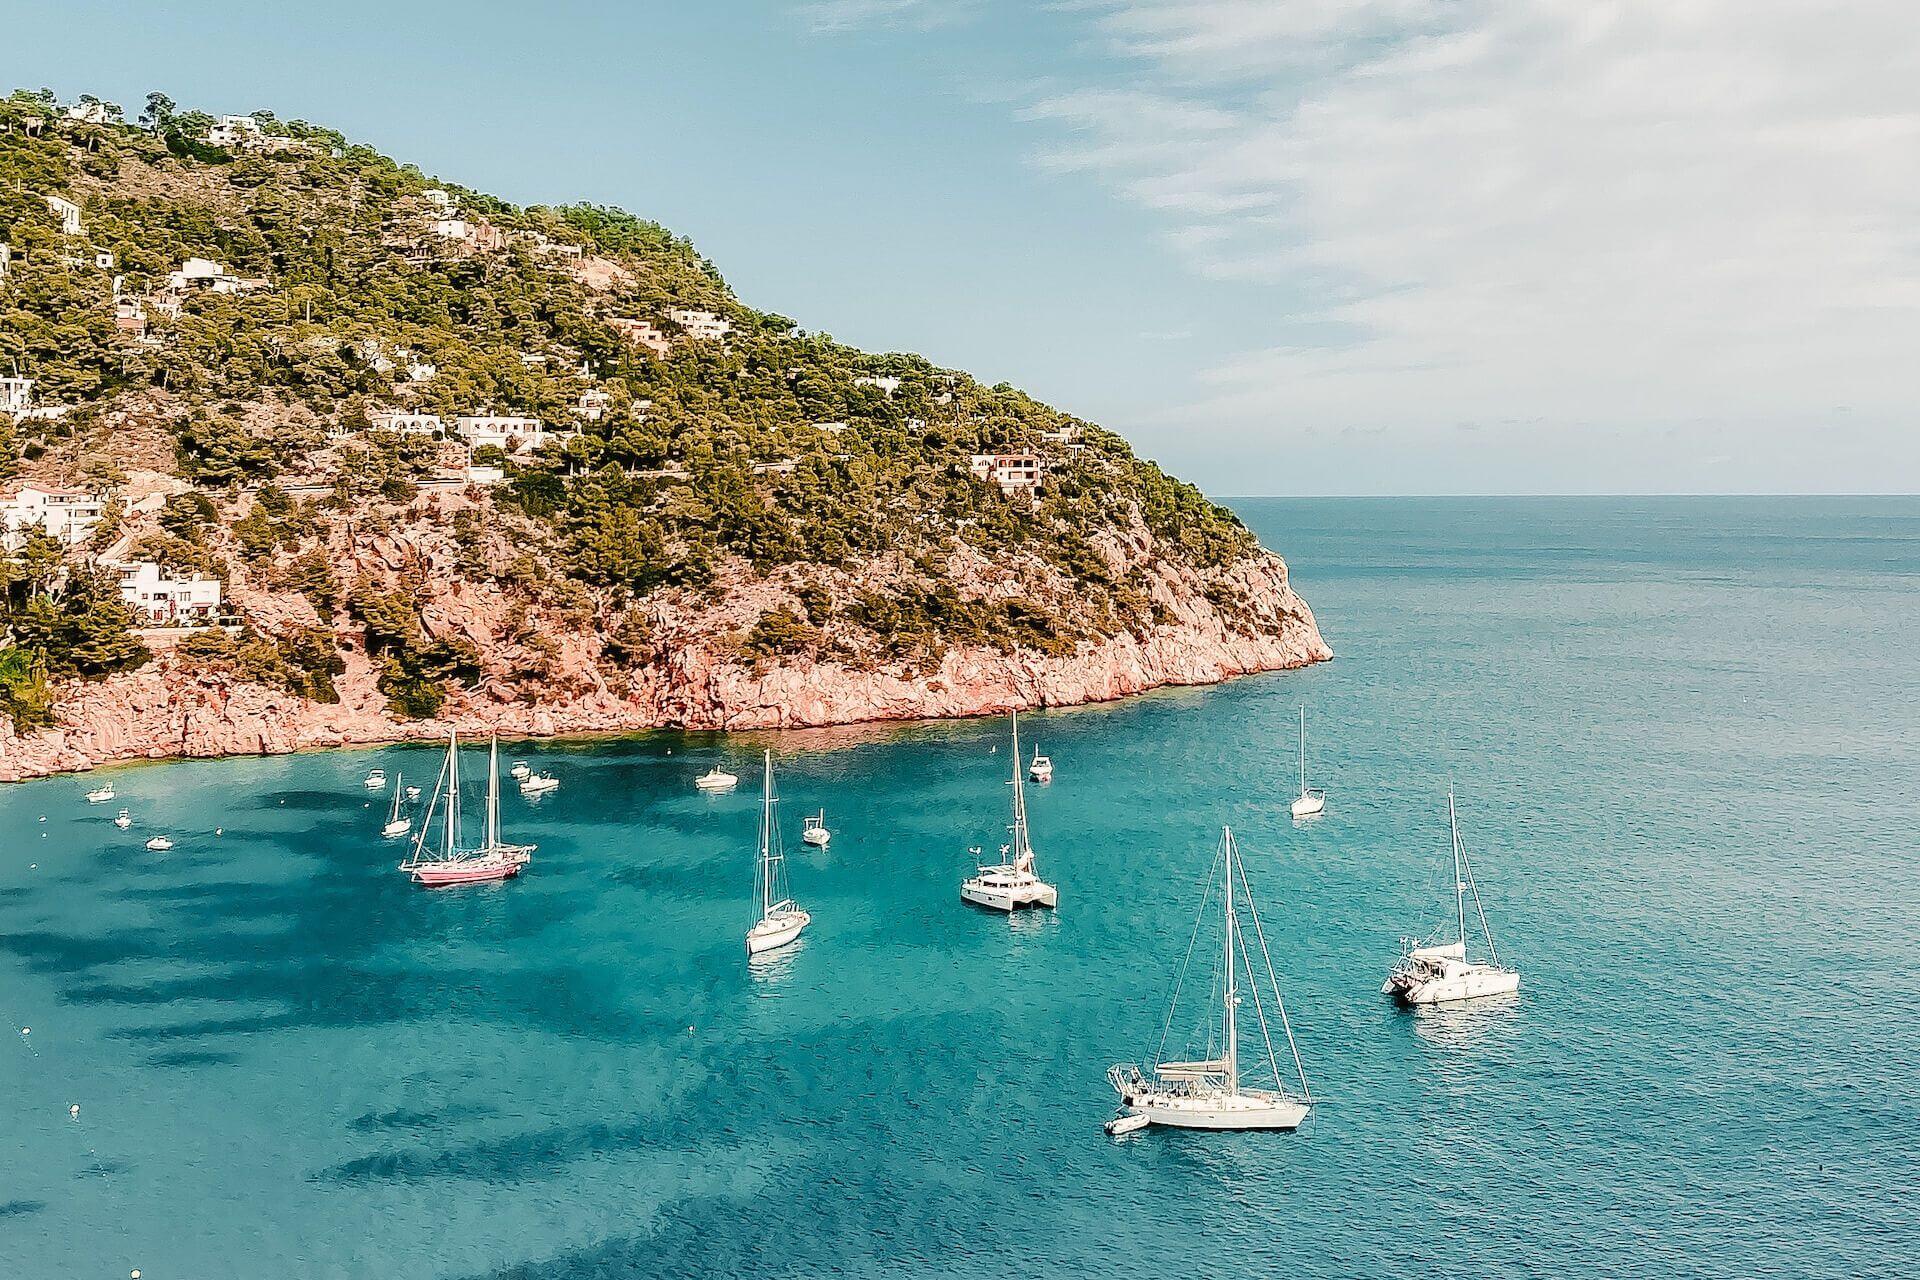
[399,732,533,887]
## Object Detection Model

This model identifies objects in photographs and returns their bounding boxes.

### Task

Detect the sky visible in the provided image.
[7,1,1918,495]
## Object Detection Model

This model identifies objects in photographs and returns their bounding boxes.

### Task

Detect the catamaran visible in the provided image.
[802,811,830,847]
[745,751,811,956]
[381,772,411,838]
[1107,826,1313,1133]
[1382,789,1520,1005]
[398,732,534,888]
[1289,706,1324,818]
[961,711,1058,911]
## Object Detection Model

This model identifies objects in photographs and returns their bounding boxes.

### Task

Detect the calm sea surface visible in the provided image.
[4,497,1917,1278]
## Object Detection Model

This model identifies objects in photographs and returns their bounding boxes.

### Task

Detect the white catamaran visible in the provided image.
[398,733,534,887]
[745,750,811,956]
[961,711,1058,911]
[1289,706,1325,818]
[1382,789,1520,1005]
[1107,826,1313,1133]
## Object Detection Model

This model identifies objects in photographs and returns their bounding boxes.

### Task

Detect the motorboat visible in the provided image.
[85,783,116,803]
[364,768,387,790]
[518,771,559,796]
[802,811,830,847]
[1382,790,1521,1005]
[960,711,1057,911]
[695,768,739,793]
[509,761,531,781]
[1028,749,1053,783]
[1107,827,1313,1132]
[144,835,174,851]
[745,751,811,956]
[113,809,132,829]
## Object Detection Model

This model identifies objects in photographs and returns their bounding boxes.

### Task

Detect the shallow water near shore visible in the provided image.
[4,496,1917,1278]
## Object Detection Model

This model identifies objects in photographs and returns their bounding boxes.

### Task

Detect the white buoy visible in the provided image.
[39,815,46,822]
[19,1027,28,1036]
[133,1271,141,1279]
[69,1104,80,1119]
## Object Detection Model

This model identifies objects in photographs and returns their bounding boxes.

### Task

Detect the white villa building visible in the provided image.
[65,100,112,124]
[206,115,265,149]
[969,453,1043,494]
[46,194,83,236]
[667,308,732,341]
[454,414,562,455]
[1,376,32,416]
[575,389,612,421]
[0,483,106,550]
[111,560,224,625]
[609,317,671,356]
[855,375,902,397]
[368,411,443,436]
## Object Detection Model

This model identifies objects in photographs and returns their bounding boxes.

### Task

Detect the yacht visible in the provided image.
[745,751,811,956]
[695,767,739,793]
[961,711,1058,911]
[144,835,174,852]
[1107,827,1313,1133]
[85,783,115,803]
[802,811,830,847]
[1382,790,1520,1005]
[518,770,559,796]
[509,760,531,781]
[399,733,534,887]
[381,772,411,838]
[1028,748,1053,783]
[364,768,387,791]
[1288,707,1324,818]
[113,808,132,829]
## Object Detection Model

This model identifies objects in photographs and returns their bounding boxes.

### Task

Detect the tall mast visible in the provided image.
[1298,707,1306,796]
[1222,827,1239,1096]
[1451,788,1467,950]
[760,749,774,916]
[444,730,459,857]
[1008,711,1029,868]
[486,737,499,851]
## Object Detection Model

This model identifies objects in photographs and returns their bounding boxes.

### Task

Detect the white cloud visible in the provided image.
[800,0,976,33]
[1047,1,1920,487]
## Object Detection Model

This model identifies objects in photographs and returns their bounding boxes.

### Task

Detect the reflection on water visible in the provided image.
[1407,991,1523,1052]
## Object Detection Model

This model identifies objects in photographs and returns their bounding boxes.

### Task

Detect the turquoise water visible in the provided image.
[4,496,1916,1278]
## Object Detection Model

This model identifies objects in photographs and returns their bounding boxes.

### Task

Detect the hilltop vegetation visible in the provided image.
[0,87,1277,731]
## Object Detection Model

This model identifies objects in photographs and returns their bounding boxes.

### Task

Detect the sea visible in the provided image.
[3,496,1915,1278]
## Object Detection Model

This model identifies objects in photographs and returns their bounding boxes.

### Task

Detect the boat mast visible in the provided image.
[1298,707,1307,797]
[389,772,403,825]
[445,730,460,857]
[486,737,499,852]
[1009,711,1030,870]
[1451,788,1467,951]
[1222,825,1239,1097]
[1455,795,1501,965]
[760,749,774,917]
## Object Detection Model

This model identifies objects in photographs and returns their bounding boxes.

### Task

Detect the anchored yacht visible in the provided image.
[398,733,534,887]
[746,751,811,956]
[1107,826,1313,1132]
[1289,707,1324,818]
[1382,789,1520,1005]
[961,712,1057,911]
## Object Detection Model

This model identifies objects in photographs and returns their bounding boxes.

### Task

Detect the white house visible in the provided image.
[406,360,437,383]
[855,375,902,397]
[813,421,850,435]
[206,115,265,149]
[0,376,32,416]
[45,194,82,236]
[111,560,224,624]
[667,308,732,341]
[455,414,556,455]
[368,411,444,436]
[65,100,112,125]
[969,453,1043,494]
[422,188,452,210]
[0,243,11,278]
[0,483,105,549]
[1040,425,1084,445]
[575,389,611,421]
[609,317,671,356]
[164,257,267,297]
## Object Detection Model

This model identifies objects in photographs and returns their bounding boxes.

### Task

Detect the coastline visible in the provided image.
[0,583,1331,782]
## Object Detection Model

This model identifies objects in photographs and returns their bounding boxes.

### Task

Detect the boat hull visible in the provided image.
[409,863,523,887]
[1388,967,1520,1005]
[1290,791,1325,818]
[802,831,830,847]
[960,876,1058,911]
[1122,1090,1310,1131]
[382,820,411,838]
[746,910,810,955]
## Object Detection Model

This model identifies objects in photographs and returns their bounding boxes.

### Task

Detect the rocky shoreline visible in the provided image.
[0,570,1330,782]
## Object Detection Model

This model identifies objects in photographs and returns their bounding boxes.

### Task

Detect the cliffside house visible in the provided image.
[575,389,612,421]
[422,188,452,210]
[110,559,224,625]
[206,114,264,149]
[154,258,270,316]
[65,100,111,124]
[114,296,148,337]
[813,421,850,435]
[1040,425,1084,446]
[430,218,507,254]
[855,375,902,397]
[667,308,732,341]
[369,411,444,436]
[0,483,105,550]
[407,360,437,383]
[609,317,672,356]
[454,414,560,455]
[969,453,1043,494]
[1,375,31,417]
[46,194,83,236]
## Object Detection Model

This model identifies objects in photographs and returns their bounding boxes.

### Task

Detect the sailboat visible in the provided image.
[960,711,1058,911]
[1289,706,1324,818]
[381,772,411,838]
[1107,826,1313,1132]
[745,751,811,956]
[1382,789,1520,1005]
[802,810,830,847]
[398,732,534,887]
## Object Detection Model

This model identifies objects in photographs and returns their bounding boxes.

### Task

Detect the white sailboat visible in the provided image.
[398,733,534,887]
[745,750,811,956]
[1289,706,1324,818]
[802,810,830,847]
[1382,789,1520,1005]
[381,772,411,838]
[1107,826,1313,1132]
[961,711,1058,911]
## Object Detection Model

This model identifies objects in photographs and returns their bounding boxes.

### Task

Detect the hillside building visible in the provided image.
[0,483,105,549]
[969,453,1043,494]
[667,308,732,341]
[110,560,224,624]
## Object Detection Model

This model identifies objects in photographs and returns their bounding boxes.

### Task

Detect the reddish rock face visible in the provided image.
[0,516,1331,781]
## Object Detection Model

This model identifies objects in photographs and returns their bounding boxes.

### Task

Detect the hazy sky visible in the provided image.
[8,2,1918,494]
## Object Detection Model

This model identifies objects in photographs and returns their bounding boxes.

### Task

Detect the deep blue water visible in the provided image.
[3,496,1916,1278]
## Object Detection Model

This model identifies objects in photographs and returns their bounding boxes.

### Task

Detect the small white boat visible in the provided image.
[695,768,739,793]
[381,773,411,839]
[86,783,116,803]
[1289,707,1325,818]
[1107,826,1314,1133]
[1028,749,1053,783]
[802,811,830,847]
[113,809,132,829]
[1104,1109,1150,1136]
[1382,790,1521,1006]
[364,768,387,791]
[961,712,1058,911]
[518,771,559,796]
[144,835,174,851]
[405,786,422,801]
[509,761,531,781]
[745,751,811,956]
